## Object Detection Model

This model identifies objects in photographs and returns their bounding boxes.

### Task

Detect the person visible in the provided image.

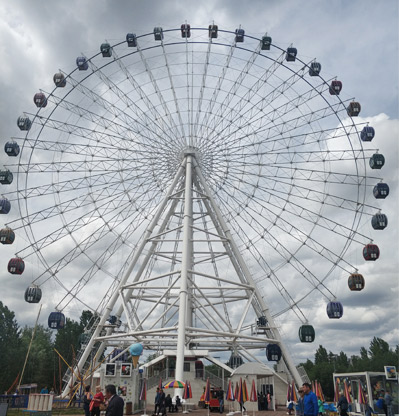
[218,389,224,414]
[302,383,318,416]
[83,385,93,416]
[287,400,294,415]
[104,384,124,416]
[266,391,271,410]
[154,388,161,416]
[174,395,181,413]
[158,389,166,415]
[165,394,173,413]
[384,390,393,416]
[40,386,49,394]
[295,389,305,416]
[317,397,325,416]
[337,392,349,416]
[91,385,105,416]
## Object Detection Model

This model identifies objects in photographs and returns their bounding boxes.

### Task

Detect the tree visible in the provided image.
[19,325,54,389]
[0,301,21,393]
[315,345,329,364]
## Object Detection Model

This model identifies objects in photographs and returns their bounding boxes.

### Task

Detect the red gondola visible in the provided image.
[8,257,25,274]
[363,244,380,261]
[329,80,342,95]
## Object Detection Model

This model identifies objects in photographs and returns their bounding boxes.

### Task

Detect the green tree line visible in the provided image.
[299,338,398,400]
[0,301,93,394]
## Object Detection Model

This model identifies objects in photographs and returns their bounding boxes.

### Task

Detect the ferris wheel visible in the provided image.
[1,25,388,388]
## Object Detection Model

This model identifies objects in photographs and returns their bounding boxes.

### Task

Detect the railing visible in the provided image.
[203,369,227,390]
[0,395,29,409]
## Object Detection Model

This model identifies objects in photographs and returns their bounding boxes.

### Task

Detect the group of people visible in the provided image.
[153,387,182,416]
[83,384,124,416]
[258,391,271,411]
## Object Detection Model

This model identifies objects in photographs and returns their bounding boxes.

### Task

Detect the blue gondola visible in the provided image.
[208,24,218,38]
[286,47,297,62]
[53,72,66,87]
[327,301,343,319]
[348,273,365,291]
[181,23,191,38]
[329,80,342,95]
[0,198,11,214]
[8,257,24,275]
[266,344,282,361]
[33,92,47,108]
[17,115,32,131]
[0,227,15,244]
[347,101,361,117]
[309,62,321,76]
[360,126,375,142]
[363,244,380,261]
[257,315,267,327]
[76,56,88,70]
[100,43,112,57]
[48,312,66,329]
[0,169,13,184]
[126,33,137,47]
[261,36,272,50]
[373,183,389,199]
[4,141,20,157]
[108,315,122,327]
[371,213,388,230]
[299,324,315,342]
[369,153,385,169]
[235,28,245,42]
[154,27,163,41]
[25,285,42,303]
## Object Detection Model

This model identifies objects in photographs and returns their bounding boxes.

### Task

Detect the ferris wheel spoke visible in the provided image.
[111,49,179,144]
[45,93,177,153]
[216,189,341,299]
[82,58,178,148]
[223,167,371,246]
[202,40,264,137]
[136,44,186,148]
[30,194,160,290]
[207,54,309,147]
[192,39,212,143]
[195,39,237,139]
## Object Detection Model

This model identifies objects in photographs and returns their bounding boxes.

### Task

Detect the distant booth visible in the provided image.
[230,362,289,411]
[333,372,398,415]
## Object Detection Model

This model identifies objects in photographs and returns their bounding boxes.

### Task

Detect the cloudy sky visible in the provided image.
[0,0,398,367]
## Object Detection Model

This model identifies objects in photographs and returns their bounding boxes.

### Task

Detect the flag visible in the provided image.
[334,380,339,403]
[344,380,351,403]
[183,381,192,399]
[290,381,297,402]
[249,380,257,402]
[358,382,367,405]
[235,382,239,402]
[242,380,249,403]
[204,378,211,404]
[317,382,325,403]
[140,378,147,401]
[287,383,292,401]
[226,380,235,401]
[158,378,163,390]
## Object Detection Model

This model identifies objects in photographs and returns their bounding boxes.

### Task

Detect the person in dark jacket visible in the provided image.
[105,385,124,416]
[337,392,349,416]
